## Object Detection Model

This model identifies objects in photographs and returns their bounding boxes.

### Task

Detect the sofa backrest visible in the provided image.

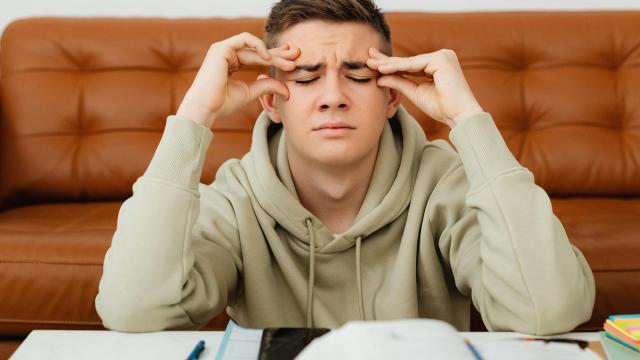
[1,13,639,206]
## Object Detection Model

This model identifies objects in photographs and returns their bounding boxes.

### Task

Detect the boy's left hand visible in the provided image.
[366,47,484,128]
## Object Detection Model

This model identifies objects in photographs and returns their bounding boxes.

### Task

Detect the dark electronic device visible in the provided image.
[258,327,330,360]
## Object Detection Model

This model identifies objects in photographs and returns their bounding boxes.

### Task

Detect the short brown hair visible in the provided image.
[264,0,392,56]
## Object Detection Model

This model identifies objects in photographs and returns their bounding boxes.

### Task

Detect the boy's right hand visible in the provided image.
[176,32,300,128]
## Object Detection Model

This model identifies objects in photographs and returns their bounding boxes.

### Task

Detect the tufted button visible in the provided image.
[516,59,528,72]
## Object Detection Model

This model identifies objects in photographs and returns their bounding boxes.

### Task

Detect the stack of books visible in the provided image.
[602,314,640,353]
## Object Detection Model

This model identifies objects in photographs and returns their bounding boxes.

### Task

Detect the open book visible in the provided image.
[297,319,478,359]
[215,319,602,360]
[295,319,601,360]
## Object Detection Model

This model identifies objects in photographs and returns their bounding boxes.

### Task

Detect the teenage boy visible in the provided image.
[96,0,595,335]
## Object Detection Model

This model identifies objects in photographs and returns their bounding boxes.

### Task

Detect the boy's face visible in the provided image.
[260,20,400,167]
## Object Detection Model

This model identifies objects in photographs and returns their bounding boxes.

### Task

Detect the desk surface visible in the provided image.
[10,330,605,360]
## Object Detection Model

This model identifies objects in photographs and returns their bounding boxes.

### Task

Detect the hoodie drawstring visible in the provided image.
[305,219,365,326]
[355,235,365,320]
[305,219,316,328]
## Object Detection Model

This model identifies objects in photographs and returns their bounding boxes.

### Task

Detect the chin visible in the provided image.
[315,157,357,168]
[311,149,364,167]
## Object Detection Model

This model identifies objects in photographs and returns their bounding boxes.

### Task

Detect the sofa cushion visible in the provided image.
[0,202,116,335]
[552,198,640,271]
[2,14,640,204]
[552,198,640,330]
[0,18,260,204]
[1,199,636,334]
[0,201,229,335]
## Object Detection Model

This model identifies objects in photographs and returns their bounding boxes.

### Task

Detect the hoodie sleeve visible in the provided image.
[95,115,241,332]
[431,112,595,335]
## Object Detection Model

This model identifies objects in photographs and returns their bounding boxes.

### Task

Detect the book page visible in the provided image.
[474,338,602,360]
[297,319,476,360]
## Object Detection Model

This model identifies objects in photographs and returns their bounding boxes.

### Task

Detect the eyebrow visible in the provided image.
[293,61,369,72]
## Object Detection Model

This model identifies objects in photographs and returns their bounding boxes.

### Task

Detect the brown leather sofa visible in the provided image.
[1,12,639,357]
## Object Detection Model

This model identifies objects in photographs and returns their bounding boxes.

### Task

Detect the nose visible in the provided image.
[318,73,350,112]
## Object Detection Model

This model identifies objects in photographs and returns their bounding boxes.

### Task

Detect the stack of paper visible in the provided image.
[603,314,640,353]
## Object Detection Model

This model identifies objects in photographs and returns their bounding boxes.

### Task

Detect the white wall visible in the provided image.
[2,0,640,34]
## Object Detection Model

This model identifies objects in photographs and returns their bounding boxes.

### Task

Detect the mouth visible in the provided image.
[313,122,356,131]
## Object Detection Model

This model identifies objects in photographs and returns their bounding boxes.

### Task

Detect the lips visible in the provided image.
[314,122,355,131]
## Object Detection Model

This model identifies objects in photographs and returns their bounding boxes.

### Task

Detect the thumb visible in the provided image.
[248,74,289,102]
[377,74,418,101]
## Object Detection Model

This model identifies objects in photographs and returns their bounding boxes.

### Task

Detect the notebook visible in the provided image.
[603,314,640,353]
[600,331,640,360]
[215,321,263,360]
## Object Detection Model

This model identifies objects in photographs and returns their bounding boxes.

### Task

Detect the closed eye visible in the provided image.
[348,77,372,83]
[294,77,372,86]
[295,78,319,86]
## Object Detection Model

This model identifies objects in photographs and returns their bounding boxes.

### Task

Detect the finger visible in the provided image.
[249,74,290,101]
[368,48,403,62]
[366,58,400,72]
[236,48,272,67]
[270,55,298,71]
[269,46,300,60]
[268,46,301,72]
[269,48,292,57]
[377,74,418,100]
[368,58,424,77]
[368,47,389,60]
[270,43,290,52]
[366,57,380,71]
[377,57,424,74]
[376,54,437,75]
[236,48,296,71]
[222,32,271,60]
[367,49,404,71]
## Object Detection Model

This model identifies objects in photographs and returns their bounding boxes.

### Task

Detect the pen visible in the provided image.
[186,340,205,360]
[464,339,485,360]
[520,336,589,349]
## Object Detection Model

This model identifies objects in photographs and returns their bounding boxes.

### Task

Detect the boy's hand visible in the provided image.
[177,32,300,128]
[366,48,483,128]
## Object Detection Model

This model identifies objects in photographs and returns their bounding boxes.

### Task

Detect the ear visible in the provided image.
[384,88,402,119]
[257,74,283,124]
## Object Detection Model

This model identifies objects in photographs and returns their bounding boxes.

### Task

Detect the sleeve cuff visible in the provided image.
[449,112,522,189]
[143,115,213,189]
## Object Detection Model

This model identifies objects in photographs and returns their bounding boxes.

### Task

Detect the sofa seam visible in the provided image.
[0,260,102,265]
[0,319,102,325]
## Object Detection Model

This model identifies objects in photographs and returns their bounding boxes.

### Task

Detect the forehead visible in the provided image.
[277,20,381,63]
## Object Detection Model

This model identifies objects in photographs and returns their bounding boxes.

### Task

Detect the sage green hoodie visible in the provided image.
[96,106,595,335]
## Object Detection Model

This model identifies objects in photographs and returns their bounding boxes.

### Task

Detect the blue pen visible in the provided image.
[186,340,205,360]
[464,339,485,360]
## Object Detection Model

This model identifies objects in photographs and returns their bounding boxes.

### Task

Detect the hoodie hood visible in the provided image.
[242,106,427,253]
